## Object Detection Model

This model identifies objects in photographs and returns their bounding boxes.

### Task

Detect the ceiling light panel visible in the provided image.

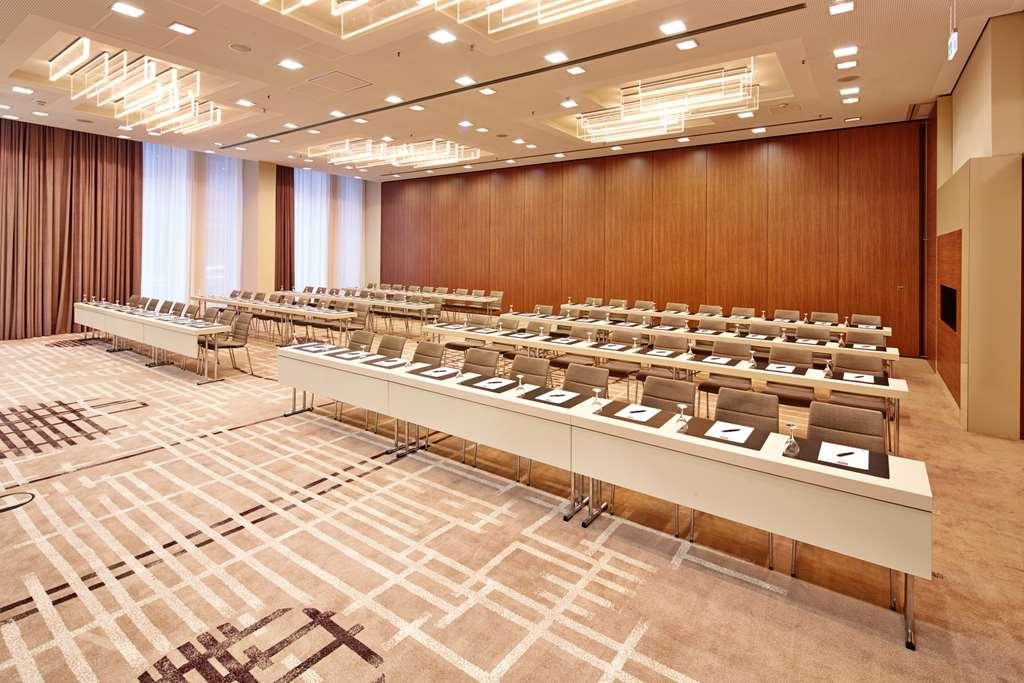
[308,136,484,168]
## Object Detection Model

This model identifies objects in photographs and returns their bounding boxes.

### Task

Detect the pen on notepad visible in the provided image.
[721,428,740,433]
[836,451,855,457]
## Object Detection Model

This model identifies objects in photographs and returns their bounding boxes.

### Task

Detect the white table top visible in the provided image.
[198,295,357,320]
[76,302,231,336]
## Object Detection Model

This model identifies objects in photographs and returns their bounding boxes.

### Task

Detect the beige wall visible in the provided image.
[240,161,276,293]
[952,27,992,172]
[363,181,381,285]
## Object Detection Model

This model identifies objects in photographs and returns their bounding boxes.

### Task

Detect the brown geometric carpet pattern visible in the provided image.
[0,333,1021,681]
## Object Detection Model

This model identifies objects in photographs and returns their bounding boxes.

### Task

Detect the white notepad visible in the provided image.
[535,389,579,405]
[646,349,675,357]
[746,333,769,340]
[508,332,534,338]
[476,377,514,390]
[796,338,820,345]
[842,372,876,383]
[766,363,796,373]
[813,321,833,326]
[375,358,407,368]
[551,338,577,344]
[857,324,877,328]
[703,355,732,365]
[818,441,870,470]
[473,328,496,334]
[601,343,627,351]
[705,421,754,444]
[423,367,459,378]
[695,329,717,335]
[614,405,660,423]
[617,321,640,327]
[654,325,676,331]
[852,343,877,350]
[339,351,372,360]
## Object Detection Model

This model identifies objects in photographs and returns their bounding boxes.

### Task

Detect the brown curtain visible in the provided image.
[0,119,142,341]
[275,165,295,291]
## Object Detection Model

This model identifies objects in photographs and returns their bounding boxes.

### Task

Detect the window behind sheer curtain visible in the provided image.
[200,155,243,295]
[335,176,364,288]
[141,143,191,302]
[294,168,330,288]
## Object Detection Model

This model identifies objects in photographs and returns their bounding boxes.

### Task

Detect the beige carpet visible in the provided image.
[0,331,1021,681]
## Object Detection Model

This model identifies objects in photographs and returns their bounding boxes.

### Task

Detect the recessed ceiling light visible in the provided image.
[330,110,345,117]
[677,137,690,142]
[148,131,161,136]
[204,150,216,155]
[526,143,537,149]
[454,75,476,86]
[610,145,622,151]
[545,51,569,64]
[829,1,855,15]
[842,97,860,104]
[844,116,861,123]
[246,133,258,139]
[32,111,48,117]
[506,159,516,163]
[458,120,473,127]
[236,98,254,108]
[214,142,223,146]
[289,155,297,159]
[303,167,311,170]
[429,28,457,44]
[426,170,434,174]
[737,111,754,118]
[0,104,9,110]
[676,39,698,51]
[751,127,766,134]
[385,94,403,104]
[278,58,303,70]
[308,129,320,134]
[381,135,394,142]
[2,114,19,120]
[554,153,566,158]
[833,45,858,58]
[513,138,525,144]
[117,135,131,139]
[11,86,33,95]
[354,117,368,123]
[269,138,280,143]
[560,98,578,109]
[168,22,196,35]
[839,86,860,96]
[566,67,588,79]
[659,19,686,35]
[304,158,313,163]
[111,2,144,18]
[837,60,858,70]
[283,123,298,129]
[475,127,488,132]
[117,125,132,131]
[463,165,472,169]
[478,87,496,95]
[236,146,246,151]
[392,174,401,178]
[354,175,362,179]
[410,104,425,111]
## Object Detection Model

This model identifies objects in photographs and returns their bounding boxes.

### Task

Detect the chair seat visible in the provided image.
[550,354,595,369]
[213,339,246,349]
[762,382,815,407]
[698,373,752,394]
[830,390,888,415]
[637,366,675,382]
[445,339,485,352]
[487,342,517,356]
[604,360,641,378]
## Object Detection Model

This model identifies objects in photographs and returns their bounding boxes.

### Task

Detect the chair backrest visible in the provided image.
[510,354,550,387]
[472,289,485,297]
[408,285,421,292]
[608,298,627,308]
[354,302,371,322]
[497,314,522,331]
[315,287,326,294]
[808,401,886,452]
[137,297,149,308]
[665,302,688,312]
[202,307,218,322]
[715,388,779,433]
[377,334,406,359]
[412,341,444,368]
[489,290,504,303]
[421,286,434,293]
[626,312,648,324]
[698,304,723,315]
[455,288,469,295]
[241,291,253,299]
[795,325,830,341]
[126,295,139,306]
[231,312,253,343]
[184,304,199,319]
[654,334,687,350]
[748,322,782,337]
[589,310,609,321]
[170,302,184,316]
[811,311,839,323]
[634,300,656,310]
[569,325,594,340]
[773,308,800,321]
[229,290,241,298]
[297,295,311,306]
[365,283,377,289]
[851,313,882,327]
[463,348,500,377]
[328,288,340,295]
[731,306,755,317]
[526,320,549,334]
[219,309,238,327]
[563,363,610,395]
[158,301,172,314]
[834,351,885,376]
[585,297,602,306]
[350,330,375,351]
[467,314,490,326]
[533,304,554,315]
[711,340,751,360]
[641,377,696,412]
[698,318,726,331]
[303,286,314,293]
[846,330,885,346]
[609,330,642,345]
[146,299,159,311]
[661,314,688,327]
[768,345,813,368]
[435,287,449,294]
[250,292,264,302]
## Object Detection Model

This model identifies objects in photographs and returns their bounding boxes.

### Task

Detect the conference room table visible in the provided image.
[274,291,433,330]
[195,295,357,343]
[364,287,500,308]
[426,323,909,453]
[497,312,900,362]
[277,342,931,650]
[555,303,894,338]
[74,301,231,382]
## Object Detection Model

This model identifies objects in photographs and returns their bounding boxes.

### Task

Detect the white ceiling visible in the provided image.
[0,0,1021,181]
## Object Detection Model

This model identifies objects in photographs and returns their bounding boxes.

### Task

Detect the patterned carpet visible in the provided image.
[0,332,1021,681]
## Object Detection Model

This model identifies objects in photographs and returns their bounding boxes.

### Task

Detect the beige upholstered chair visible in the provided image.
[563,364,610,396]
[454,288,469,295]
[158,301,172,314]
[748,322,782,337]
[488,290,504,314]
[462,348,500,378]
[795,325,830,341]
[693,318,727,353]
[773,308,800,321]
[533,304,554,315]
[377,334,406,359]
[698,304,723,315]
[184,304,199,319]
[829,352,888,414]
[731,306,756,317]
[846,330,885,346]
[550,326,597,370]
[697,340,754,414]
[637,334,688,383]
[443,313,488,359]
[412,341,444,369]
[811,311,839,323]
[640,377,695,413]
[421,286,434,293]
[509,354,550,387]
[584,297,603,306]
[714,388,779,433]
[145,299,159,311]
[634,300,656,310]
[608,298,628,308]
[349,330,375,351]
[851,313,882,327]
[202,307,219,322]
[660,314,689,327]
[434,287,449,294]
[604,330,642,398]
[808,401,886,452]
[212,312,255,374]
[665,302,688,312]
[762,347,815,406]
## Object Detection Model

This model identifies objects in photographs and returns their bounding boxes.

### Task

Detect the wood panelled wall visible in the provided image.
[382,122,924,353]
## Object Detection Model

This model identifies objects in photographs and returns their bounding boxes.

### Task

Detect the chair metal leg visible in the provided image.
[581,478,608,528]
[768,532,774,570]
[904,574,916,650]
[674,505,680,538]
[245,347,253,375]
[889,569,898,610]
[791,540,798,577]
[689,508,696,542]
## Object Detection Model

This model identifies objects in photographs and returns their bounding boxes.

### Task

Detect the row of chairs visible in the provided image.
[555,299,883,328]
[125,295,198,319]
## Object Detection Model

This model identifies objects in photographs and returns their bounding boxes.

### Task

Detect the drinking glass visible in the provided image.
[516,373,525,392]
[784,423,800,457]
[824,359,834,378]
[592,387,602,405]
[677,403,690,432]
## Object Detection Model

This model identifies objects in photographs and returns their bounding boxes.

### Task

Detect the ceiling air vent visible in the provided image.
[908,101,935,120]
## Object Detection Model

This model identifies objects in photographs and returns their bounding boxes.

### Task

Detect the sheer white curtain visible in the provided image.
[333,176,364,288]
[141,143,192,301]
[196,155,243,295]
[294,168,330,289]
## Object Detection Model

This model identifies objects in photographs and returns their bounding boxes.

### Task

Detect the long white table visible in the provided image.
[196,295,356,343]
[74,302,231,382]
[555,303,894,338]
[277,344,931,649]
